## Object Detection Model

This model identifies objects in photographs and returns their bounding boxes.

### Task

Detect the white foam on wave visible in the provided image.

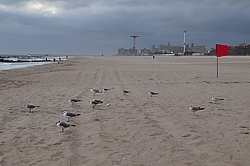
[0,62,51,71]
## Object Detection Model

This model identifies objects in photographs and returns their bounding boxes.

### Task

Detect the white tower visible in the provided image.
[183,30,186,54]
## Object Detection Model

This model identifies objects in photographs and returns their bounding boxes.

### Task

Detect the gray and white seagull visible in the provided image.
[68,99,81,104]
[90,99,103,108]
[121,90,131,95]
[212,96,224,102]
[63,111,81,122]
[148,91,158,97]
[25,104,40,112]
[56,120,76,132]
[188,105,205,115]
[90,88,102,95]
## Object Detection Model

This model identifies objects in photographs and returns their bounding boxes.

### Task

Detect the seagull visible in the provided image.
[212,96,224,102]
[25,104,40,112]
[90,99,103,108]
[121,90,131,95]
[188,105,205,115]
[56,121,76,132]
[148,91,158,97]
[90,88,102,95]
[68,99,81,104]
[103,88,111,92]
[63,111,81,122]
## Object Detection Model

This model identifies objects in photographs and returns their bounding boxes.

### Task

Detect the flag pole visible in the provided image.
[216,43,228,78]
[217,57,219,78]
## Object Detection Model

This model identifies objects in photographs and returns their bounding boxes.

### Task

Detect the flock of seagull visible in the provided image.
[24,88,224,132]
[189,96,225,115]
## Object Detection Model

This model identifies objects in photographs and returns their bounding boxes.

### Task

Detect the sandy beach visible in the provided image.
[1,55,250,166]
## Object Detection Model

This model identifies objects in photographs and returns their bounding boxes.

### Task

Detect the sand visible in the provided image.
[0,55,250,166]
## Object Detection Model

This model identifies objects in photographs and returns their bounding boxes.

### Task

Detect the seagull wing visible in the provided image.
[66,112,77,117]
[59,122,70,128]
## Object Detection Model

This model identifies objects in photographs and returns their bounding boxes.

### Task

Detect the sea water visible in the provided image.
[0,55,69,71]
[0,62,51,71]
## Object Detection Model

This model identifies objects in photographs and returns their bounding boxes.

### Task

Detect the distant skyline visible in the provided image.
[0,0,250,55]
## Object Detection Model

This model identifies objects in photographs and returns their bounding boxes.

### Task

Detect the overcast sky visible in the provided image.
[0,0,249,55]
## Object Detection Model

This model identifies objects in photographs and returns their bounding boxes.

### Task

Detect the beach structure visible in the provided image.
[130,35,139,49]
[183,30,186,54]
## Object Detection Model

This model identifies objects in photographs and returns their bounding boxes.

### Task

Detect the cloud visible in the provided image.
[0,0,250,54]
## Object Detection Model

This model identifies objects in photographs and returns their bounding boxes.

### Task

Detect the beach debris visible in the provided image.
[121,90,130,95]
[25,104,40,112]
[69,98,81,104]
[90,99,103,108]
[56,120,76,132]
[107,103,110,106]
[188,105,205,115]
[63,111,81,122]
[148,91,158,97]
[91,88,102,95]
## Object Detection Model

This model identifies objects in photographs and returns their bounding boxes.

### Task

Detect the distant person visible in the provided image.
[153,55,155,59]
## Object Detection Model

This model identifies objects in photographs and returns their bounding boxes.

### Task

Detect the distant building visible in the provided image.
[150,45,184,54]
[170,46,184,54]
[158,44,171,53]
[190,43,206,54]
[117,48,138,56]
[141,48,151,55]
[118,48,127,55]
[118,42,206,56]
[150,45,156,53]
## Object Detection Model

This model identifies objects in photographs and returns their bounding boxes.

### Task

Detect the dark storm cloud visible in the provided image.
[0,0,250,54]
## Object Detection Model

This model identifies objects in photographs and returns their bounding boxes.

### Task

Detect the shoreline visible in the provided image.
[0,56,70,71]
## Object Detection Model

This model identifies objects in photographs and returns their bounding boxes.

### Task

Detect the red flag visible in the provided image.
[216,44,228,57]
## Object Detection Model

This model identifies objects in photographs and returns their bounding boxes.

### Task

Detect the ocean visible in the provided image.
[0,62,51,71]
[0,54,69,71]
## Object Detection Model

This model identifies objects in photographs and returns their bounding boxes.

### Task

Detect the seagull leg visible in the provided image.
[61,128,64,132]
[67,118,69,122]
[93,105,95,108]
